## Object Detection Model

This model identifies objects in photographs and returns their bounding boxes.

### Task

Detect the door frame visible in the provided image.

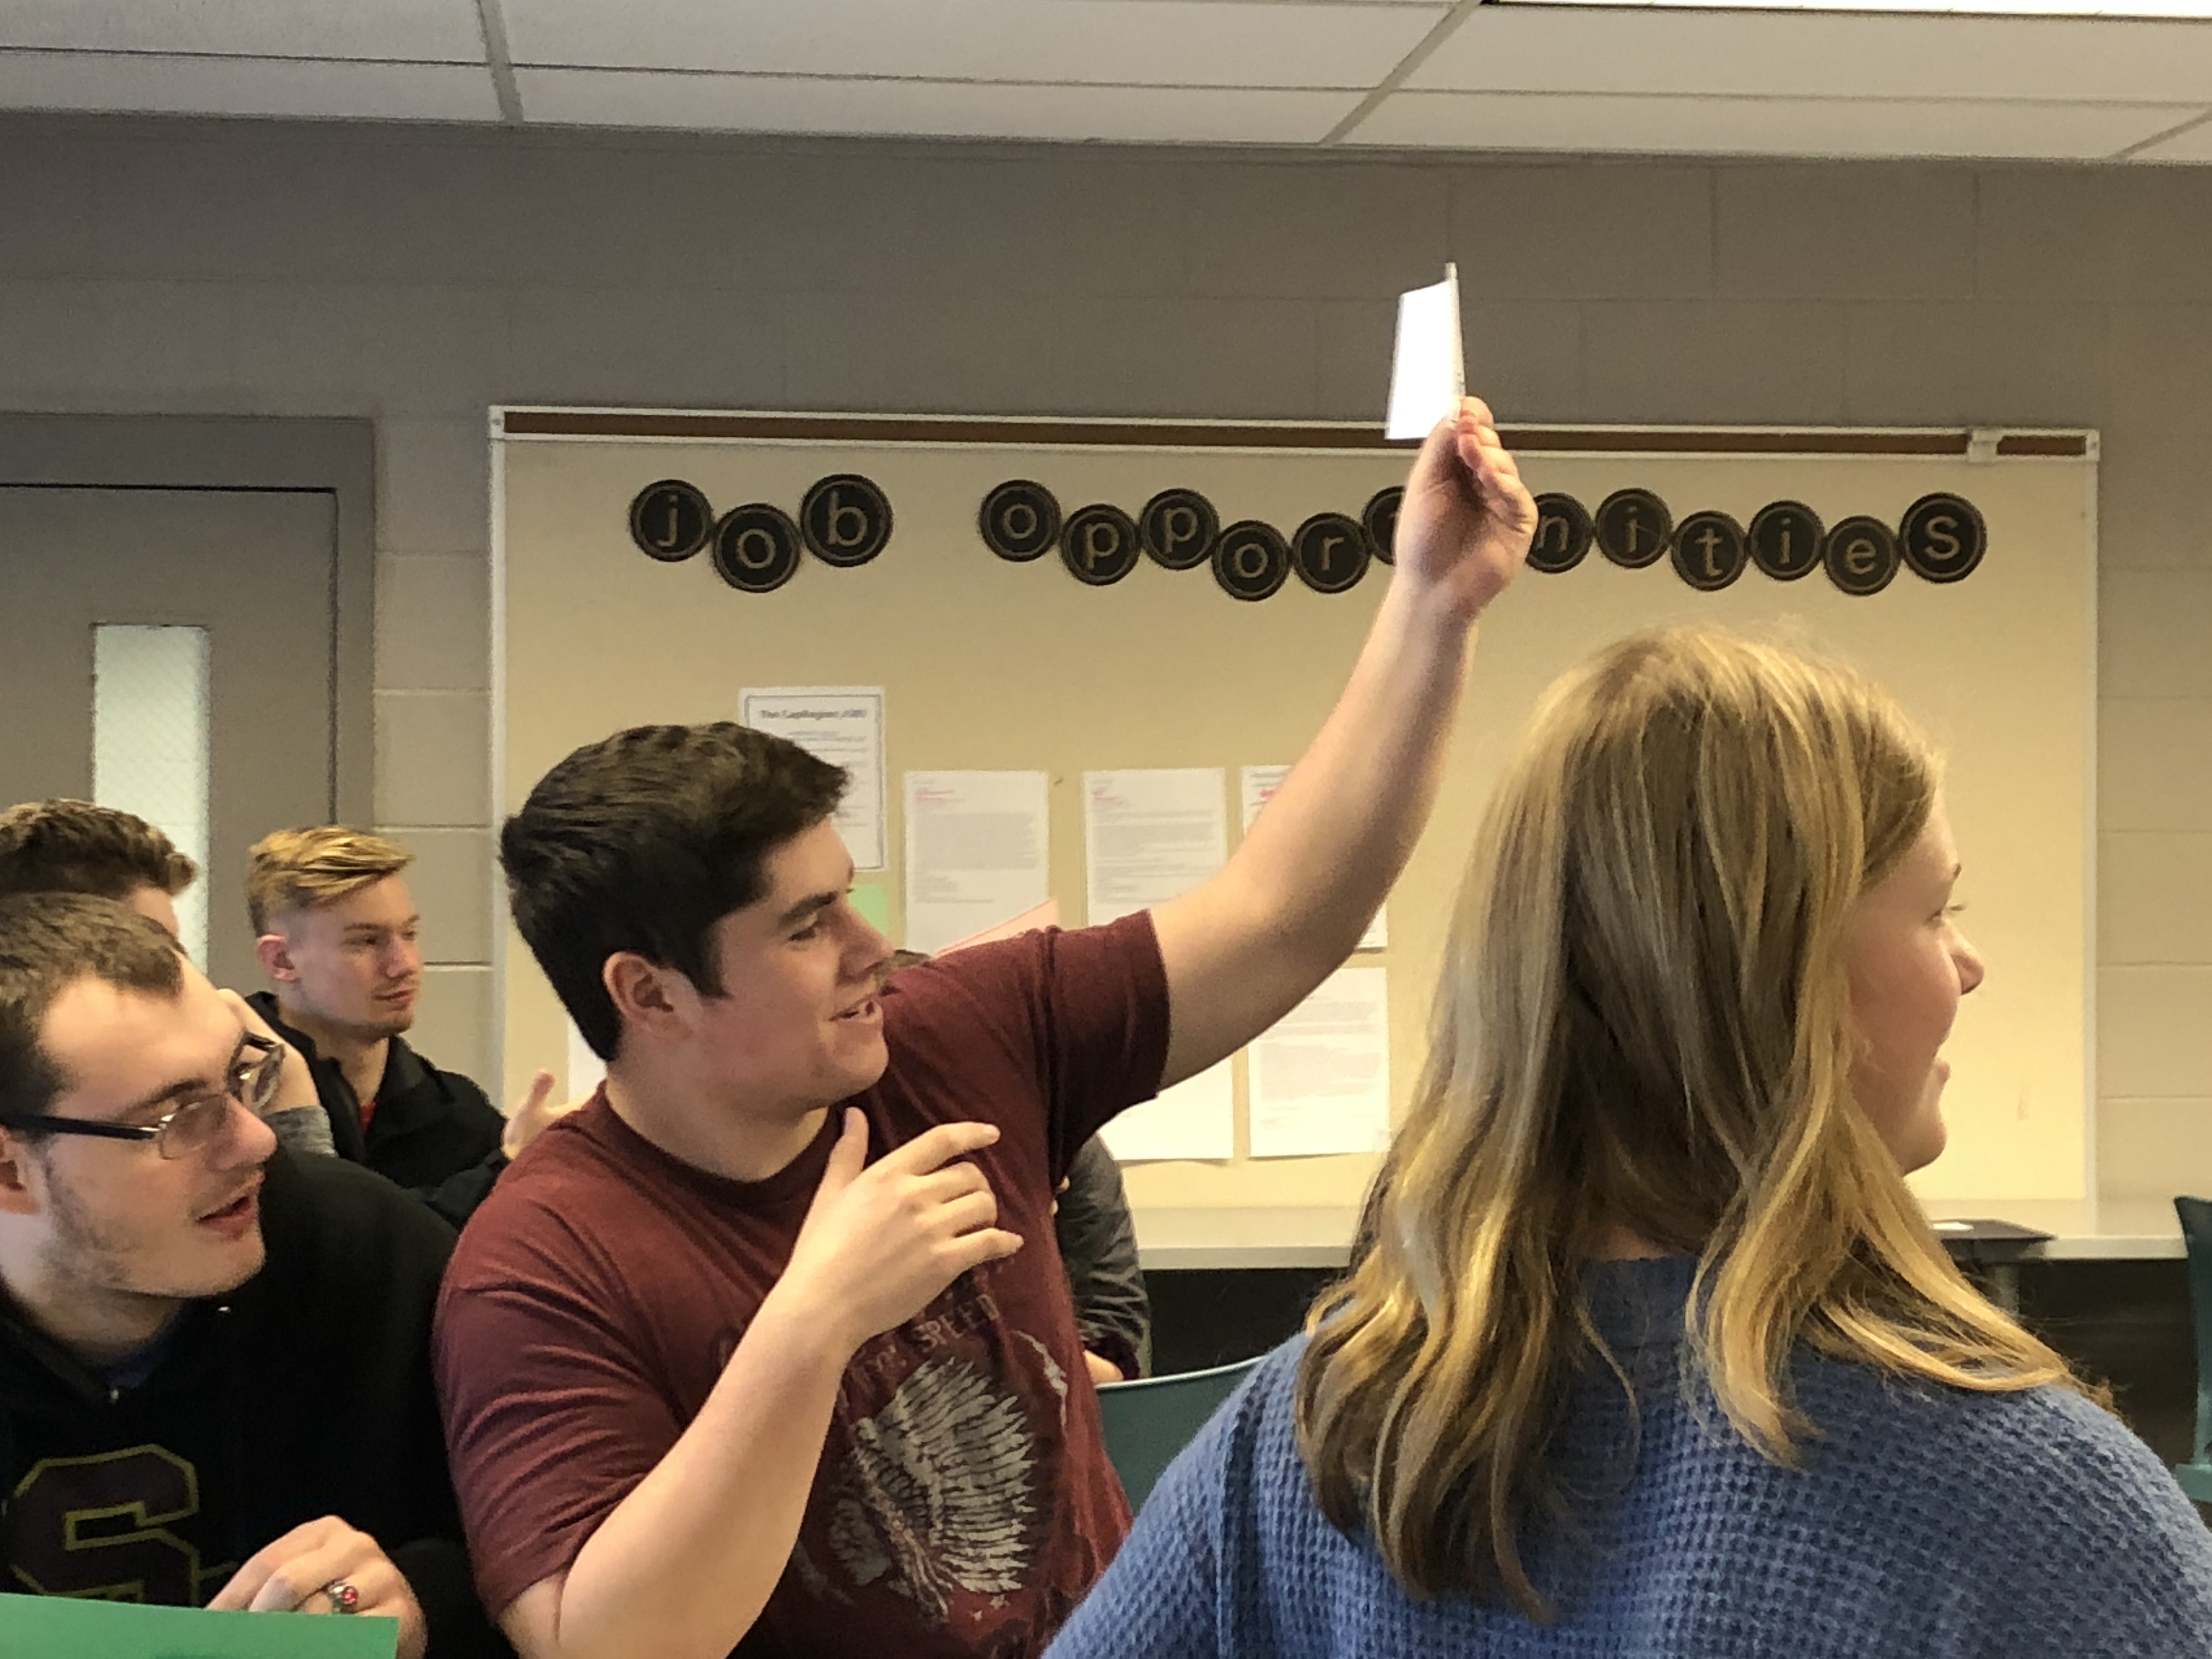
[0,415,375,826]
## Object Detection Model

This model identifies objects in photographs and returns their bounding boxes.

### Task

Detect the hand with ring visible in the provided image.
[206,1514,427,1659]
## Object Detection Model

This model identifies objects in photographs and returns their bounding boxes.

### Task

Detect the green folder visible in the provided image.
[0,1592,398,1658]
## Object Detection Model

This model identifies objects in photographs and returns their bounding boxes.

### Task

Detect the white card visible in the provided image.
[1384,263,1465,442]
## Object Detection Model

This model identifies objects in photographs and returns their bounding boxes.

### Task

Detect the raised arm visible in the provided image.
[1150,398,1534,1086]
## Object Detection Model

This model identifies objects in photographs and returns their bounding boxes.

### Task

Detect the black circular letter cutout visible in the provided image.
[1823,515,1900,597]
[1213,520,1290,602]
[1362,487,1402,566]
[1139,489,1219,571]
[1748,500,1825,582]
[710,505,802,594]
[1899,493,1987,585]
[1528,493,1594,575]
[1060,504,1142,587]
[629,479,712,563]
[979,479,1061,562]
[1595,488,1673,569]
[1670,510,1748,593]
[799,473,892,568]
[1291,512,1370,595]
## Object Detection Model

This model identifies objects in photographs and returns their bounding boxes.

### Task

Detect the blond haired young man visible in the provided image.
[246,827,531,1223]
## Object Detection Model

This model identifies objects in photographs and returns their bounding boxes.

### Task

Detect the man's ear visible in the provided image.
[0,1127,47,1218]
[603,952,695,1045]
[254,931,297,984]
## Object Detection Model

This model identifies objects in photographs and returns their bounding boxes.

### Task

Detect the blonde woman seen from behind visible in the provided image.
[1047,627,2212,1659]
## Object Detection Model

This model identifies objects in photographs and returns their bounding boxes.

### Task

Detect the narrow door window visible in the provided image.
[93,624,212,966]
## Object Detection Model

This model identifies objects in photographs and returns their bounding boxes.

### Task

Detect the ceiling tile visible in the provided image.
[1343,91,2198,160]
[0,0,485,61]
[1410,8,2212,104]
[504,0,1444,87]
[516,66,1362,142]
[0,49,503,121]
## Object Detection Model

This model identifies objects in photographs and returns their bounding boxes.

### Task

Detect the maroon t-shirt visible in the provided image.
[435,914,1169,1658]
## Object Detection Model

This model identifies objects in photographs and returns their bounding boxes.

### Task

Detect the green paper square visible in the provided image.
[849,882,893,938]
[0,1593,400,1659]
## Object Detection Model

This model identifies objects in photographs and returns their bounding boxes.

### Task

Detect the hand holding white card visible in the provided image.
[1384,263,1465,441]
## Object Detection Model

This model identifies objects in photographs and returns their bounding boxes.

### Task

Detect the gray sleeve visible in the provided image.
[266,1102,338,1159]
[1054,1136,1152,1378]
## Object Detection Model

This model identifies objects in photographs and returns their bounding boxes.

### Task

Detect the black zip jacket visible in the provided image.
[247,991,507,1226]
[0,1148,505,1656]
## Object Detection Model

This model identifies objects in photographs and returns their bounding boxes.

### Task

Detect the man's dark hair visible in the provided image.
[500,723,846,1062]
[0,799,198,902]
[0,892,186,1130]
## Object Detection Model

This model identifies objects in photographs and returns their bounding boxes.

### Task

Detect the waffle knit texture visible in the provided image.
[1047,1257,2212,1658]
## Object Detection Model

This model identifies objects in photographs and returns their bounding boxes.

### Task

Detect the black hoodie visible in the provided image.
[0,1148,505,1656]
[246,991,508,1226]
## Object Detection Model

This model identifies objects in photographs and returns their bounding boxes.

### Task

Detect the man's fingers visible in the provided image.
[875,1119,1001,1176]
[813,1108,870,1200]
[1411,408,1464,487]
[945,1227,1025,1275]
[252,1537,404,1617]
[935,1187,1002,1239]
[205,1559,270,1611]
[1458,422,1514,483]
[245,1537,357,1612]
[206,1519,324,1610]
[210,1519,353,1613]
[511,1068,556,1116]
[910,1160,993,1205]
[207,1518,407,1626]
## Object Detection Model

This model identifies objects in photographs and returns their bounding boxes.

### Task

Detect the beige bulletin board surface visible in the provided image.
[494,414,2096,1248]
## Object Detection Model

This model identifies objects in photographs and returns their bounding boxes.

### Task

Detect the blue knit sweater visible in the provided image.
[1048,1259,2212,1658]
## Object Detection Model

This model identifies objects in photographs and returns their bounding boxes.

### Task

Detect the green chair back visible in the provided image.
[2172,1195,2212,1502]
[1097,1356,1262,1511]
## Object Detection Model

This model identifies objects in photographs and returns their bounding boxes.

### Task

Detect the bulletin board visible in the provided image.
[492,410,2096,1246]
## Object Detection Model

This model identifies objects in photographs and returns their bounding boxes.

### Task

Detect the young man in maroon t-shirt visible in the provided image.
[433,400,1536,1659]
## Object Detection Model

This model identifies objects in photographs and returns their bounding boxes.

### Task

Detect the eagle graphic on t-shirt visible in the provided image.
[826,1353,1039,1625]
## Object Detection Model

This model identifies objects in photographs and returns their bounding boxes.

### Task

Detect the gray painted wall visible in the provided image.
[1,116,2204,1204]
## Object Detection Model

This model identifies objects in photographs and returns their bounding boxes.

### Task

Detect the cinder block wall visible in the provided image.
[0,116,2204,1205]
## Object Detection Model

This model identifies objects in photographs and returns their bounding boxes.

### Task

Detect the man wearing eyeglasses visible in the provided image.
[0,891,501,1657]
[0,797,337,1159]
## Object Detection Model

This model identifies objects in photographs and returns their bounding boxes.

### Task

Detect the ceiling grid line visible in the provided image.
[1,0,2211,163]
[2111,104,2212,158]
[475,0,524,124]
[1317,0,1487,144]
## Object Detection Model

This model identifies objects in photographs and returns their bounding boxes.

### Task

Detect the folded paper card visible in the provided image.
[1384,263,1465,442]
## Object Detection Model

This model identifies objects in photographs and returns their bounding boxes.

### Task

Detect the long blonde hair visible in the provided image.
[1296,626,2083,1618]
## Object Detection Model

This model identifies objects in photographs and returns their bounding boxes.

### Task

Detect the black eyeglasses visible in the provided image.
[0,1033,287,1160]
